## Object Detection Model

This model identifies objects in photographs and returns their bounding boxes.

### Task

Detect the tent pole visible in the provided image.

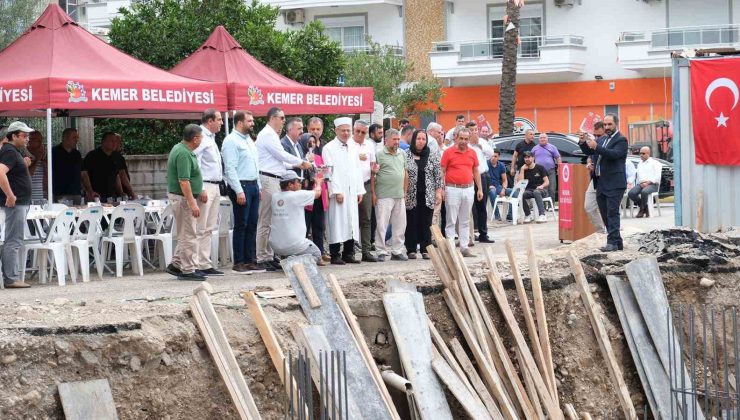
[224,110,229,134]
[46,108,53,203]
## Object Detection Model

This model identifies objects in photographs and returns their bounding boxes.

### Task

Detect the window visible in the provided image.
[317,15,366,52]
[488,3,543,58]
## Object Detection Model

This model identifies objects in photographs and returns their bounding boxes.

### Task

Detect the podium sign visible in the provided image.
[559,164,596,242]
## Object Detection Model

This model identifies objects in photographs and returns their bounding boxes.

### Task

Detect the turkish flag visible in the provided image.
[691,58,740,165]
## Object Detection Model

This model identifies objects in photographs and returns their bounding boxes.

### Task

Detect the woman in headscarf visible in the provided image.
[404,129,443,259]
[298,132,329,265]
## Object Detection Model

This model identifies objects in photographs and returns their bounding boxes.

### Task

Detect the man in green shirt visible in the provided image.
[166,124,204,281]
[371,128,408,261]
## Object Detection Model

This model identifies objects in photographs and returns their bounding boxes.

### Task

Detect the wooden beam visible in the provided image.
[566,251,636,420]
[515,347,544,420]
[504,239,550,394]
[241,291,285,383]
[432,356,492,420]
[486,271,562,420]
[450,338,504,420]
[564,403,579,420]
[327,274,401,420]
[525,226,558,404]
[427,244,473,330]
[292,263,321,308]
[428,319,476,398]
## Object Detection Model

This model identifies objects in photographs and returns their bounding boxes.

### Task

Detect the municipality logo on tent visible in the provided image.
[247,86,264,105]
[66,81,88,103]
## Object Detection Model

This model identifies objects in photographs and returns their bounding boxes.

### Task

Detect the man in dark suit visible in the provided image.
[281,117,306,178]
[579,114,628,252]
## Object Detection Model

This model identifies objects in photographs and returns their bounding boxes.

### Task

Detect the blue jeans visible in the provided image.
[228,182,260,264]
[488,185,513,220]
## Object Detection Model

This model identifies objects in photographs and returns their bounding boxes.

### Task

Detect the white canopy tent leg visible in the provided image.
[46,108,53,203]
[224,110,229,134]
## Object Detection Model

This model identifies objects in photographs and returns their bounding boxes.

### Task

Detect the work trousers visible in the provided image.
[228,182,260,265]
[169,194,198,274]
[1,205,29,285]
[405,204,433,255]
[195,182,221,270]
[375,197,406,256]
[256,175,280,263]
[444,186,474,251]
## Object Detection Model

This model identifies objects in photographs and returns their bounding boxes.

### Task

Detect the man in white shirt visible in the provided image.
[269,172,324,263]
[628,146,662,218]
[426,122,445,154]
[445,114,466,142]
[256,107,312,271]
[322,117,366,265]
[352,119,377,262]
[467,122,494,243]
[193,109,225,277]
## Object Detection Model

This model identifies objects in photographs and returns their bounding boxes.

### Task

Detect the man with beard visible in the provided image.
[222,110,263,273]
[368,123,384,144]
[579,114,628,252]
[510,129,536,178]
[322,117,365,265]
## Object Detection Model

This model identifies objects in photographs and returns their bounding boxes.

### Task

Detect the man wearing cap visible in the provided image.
[269,172,324,262]
[0,121,35,288]
[256,107,313,271]
[322,117,365,265]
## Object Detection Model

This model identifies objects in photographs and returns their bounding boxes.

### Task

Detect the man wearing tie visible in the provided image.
[281,117,308,177]
[579,114,628,252]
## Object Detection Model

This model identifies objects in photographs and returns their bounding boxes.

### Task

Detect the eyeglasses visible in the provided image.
[273,115,285,120]
[354,130,367,135]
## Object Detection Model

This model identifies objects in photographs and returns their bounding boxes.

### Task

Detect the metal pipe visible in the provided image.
[46,108,53,201]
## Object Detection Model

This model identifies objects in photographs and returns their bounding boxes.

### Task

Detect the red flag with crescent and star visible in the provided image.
[691,58,740,165]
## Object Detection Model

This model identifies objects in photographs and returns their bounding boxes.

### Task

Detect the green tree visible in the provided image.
[100,0,345,154]
[342,40,443,119]
[0,0,45,50]
[498,0,521,135]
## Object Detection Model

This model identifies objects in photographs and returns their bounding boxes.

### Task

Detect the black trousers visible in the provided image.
[473,173,489,239]
[405,205,434,254]
[329,239,355,259]
[439,201,446,237]
[304,199,326,254]
[596,187,625,247]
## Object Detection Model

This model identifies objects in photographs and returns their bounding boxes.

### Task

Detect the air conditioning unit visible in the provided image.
[285,9,306,25]
[554,0,575,7]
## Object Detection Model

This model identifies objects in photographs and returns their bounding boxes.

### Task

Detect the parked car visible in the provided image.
[490,132,674,197]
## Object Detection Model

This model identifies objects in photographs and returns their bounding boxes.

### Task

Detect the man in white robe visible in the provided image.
[322,117,365,264]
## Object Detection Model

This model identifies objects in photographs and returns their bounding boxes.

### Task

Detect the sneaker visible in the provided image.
[201,267,224,276]
[461,249,476,258]
[330,257,346,265]
[407,252,417,260]
[232,263,248,273]
[165,263,182,277]
[268,260,283,271]
[377,254,387,262]
[258,262,277,272]
[244,263,266,273]
[478,237,495,243]
[361,254,378,262]
[391,253,408,261]
[4,281,31,288]
[342,255,360,264]
[536,215,547,223]
[178,271,207,281]
[523,215,534,223]
[421,252,430,260]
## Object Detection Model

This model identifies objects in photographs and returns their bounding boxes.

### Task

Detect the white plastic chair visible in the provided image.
[102,203,145,277]
[210,198,234,268]
[70,206,105,282]
[20,208,77,286]
[527,194,557,221]
[142,204,174,270]
[491,179,529,225]
[648,189,662,217]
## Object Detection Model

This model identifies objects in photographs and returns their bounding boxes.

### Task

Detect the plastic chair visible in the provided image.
[527,194,557,221]
[491,179,529,225]
[70,206,105,282]
[648,189,662,217]
[142,204,174,270]
[102,203,145,277]
[210,198,234,268]
[20,209,77,286]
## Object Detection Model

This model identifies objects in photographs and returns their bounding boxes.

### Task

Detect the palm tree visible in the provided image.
[498,0,521,135]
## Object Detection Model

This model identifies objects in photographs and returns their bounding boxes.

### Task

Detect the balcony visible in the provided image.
[342,44,404,56]
[429,35,586,84]
[617,24,740,72]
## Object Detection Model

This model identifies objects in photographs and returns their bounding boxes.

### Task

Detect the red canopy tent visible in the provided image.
[170,26,373,116]
[0,4,228,198]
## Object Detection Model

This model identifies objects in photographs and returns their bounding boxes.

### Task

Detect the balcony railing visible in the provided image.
[618,24,740,50]
[431,35,584,61]
[343,44,404,56]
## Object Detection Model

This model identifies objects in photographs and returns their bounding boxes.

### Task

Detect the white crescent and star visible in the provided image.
[705,77,739,127]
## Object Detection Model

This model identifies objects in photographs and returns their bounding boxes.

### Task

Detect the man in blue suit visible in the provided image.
[281,117,307,179]
[579,114,628,252]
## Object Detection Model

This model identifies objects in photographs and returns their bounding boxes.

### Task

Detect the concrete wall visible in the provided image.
[404,0,445,78]
[126,155,169,199]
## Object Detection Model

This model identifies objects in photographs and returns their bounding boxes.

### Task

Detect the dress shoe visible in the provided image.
[258,262,277,272]
[342,255,361,264]
[200,267,224,276]
[166,263,182,277]
[322,255,331,262]
[4,281,31,288]
[407,252,417,259]
[178,271,207,281]
[361,254,378,262]
[600,244,619,252]
[330,257,346,265]
[232,263,248,273]
[478,237,495,243]
[635,208,646,218]
[421,252,430,260]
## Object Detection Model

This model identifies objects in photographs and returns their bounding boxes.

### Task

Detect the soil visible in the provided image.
[0,226,738,419]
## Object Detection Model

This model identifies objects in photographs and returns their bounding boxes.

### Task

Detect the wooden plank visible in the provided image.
[427,245,472,328]
[428,319,477,398]
[457,244,536,419]
[281,255,393,420]
[582,413,593,420]
[255,289,295,299]
[515,347,544,420]
[58,379,118,420]
[504,239,550,396]
[566,251,636,420]
[450,338,504,419]
[564,403,579,420]
[242,291,285,383]
[486,270,562,420]
[443,289,517,420]
[430,225,457,280]
[292,263,321,308]
[191,284,262,420]
[432,356,492,420]
[525,226,558,404]
[327,273,400,420]
[384,291,453,420]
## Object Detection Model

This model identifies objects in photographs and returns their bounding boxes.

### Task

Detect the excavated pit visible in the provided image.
[0,228,738,419]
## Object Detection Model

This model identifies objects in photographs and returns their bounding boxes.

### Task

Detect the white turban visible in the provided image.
[333,117,352,128]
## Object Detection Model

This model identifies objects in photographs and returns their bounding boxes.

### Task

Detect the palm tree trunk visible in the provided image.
[498,0,521,135]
